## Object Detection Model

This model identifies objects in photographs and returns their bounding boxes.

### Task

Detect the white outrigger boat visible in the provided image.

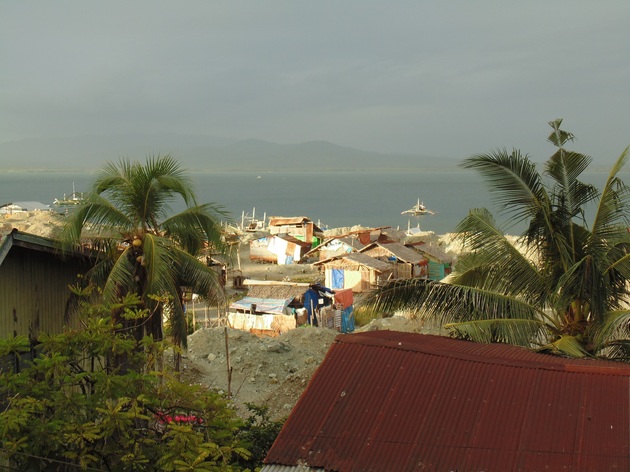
[53,183,85,206]
[401,199,435,216]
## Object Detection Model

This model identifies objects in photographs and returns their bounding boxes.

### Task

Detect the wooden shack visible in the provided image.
[227,281,309,336]
[302,226,393,262]
[305,236,366,262]
[313,252,394,293]
[268,216,323,248]
[360,241,428,279]
[0,229,94,342]
[249,234,313,265]
[407,242,454,280]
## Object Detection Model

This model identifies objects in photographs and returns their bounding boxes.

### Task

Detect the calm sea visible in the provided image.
[0,169,615,235]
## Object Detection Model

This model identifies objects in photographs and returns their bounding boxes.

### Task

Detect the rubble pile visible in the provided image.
[182,316,427,420]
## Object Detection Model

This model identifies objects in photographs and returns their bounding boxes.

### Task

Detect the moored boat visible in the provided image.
[401,199,435,216]
[53,183,85,206]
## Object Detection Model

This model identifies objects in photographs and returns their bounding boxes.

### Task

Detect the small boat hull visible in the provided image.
[401,199,435,216]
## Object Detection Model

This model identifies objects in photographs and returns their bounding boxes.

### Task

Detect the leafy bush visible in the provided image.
[0,294,257,471]
[235,404,285,471]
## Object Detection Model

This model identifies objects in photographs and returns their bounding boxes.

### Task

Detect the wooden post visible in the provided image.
[237,241,242,271]
[224,327,232,398]
[191,297,196,331]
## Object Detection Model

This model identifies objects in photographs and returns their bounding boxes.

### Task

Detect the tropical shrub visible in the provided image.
[0,295,253,471]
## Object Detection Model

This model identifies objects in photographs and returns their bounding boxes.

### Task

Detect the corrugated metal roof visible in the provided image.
[343,252,393,272]
[409,242,453,263]
[268,216,323,233]
[265,332,630,471]
[312,252,394,272]
[0,229,91,266]
[361,241,426,264]
[261,465,324,472]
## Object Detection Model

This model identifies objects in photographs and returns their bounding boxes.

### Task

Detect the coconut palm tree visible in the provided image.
[61,155,227,354]
[367,120,630,360]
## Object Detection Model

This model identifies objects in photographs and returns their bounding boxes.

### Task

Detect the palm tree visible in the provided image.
[61,155,227,356]
[367,120,630,360]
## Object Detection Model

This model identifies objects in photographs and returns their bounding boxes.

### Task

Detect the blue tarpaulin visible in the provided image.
[341,307,354,333]
[229,296,292,316]
[331,269,344,289]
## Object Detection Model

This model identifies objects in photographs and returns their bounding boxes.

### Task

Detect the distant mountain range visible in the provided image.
[0,133,459,172]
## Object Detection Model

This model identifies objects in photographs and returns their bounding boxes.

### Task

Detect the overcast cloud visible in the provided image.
[1,1,629,164]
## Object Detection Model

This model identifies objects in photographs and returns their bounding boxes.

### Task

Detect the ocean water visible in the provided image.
[0,169,614,235]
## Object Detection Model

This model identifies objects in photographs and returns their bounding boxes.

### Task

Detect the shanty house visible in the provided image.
[303,226,394,262]
[305,236,365,262]
[228,282,309,336]
[406,242,453,280]
[0,229,93,342]
[360,241,428,279]
[263,332,630,471]
[249,234,313,265]
[313,252,394,292]
[267,216,323,248]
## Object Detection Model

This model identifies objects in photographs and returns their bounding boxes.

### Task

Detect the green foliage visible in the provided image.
[235,404,285,471]
[59,155,230,353]
[0,296,260,471]
[366,120,630,360]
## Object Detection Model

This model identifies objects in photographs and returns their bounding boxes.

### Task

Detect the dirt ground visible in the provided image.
[181,316,434,421]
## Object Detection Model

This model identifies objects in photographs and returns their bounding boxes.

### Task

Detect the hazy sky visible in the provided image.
[1,1,629,163]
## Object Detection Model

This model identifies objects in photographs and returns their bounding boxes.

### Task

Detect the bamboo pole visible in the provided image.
[224,327,232,398]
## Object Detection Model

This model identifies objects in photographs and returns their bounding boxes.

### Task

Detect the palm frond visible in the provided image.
[140,234,184,343]
[168,295,188,349]
[173,249,219,296]
[589,309,630,353]
[461,149,548,225]
[453,208,546,301]
[444,318,544,347]
[161,204,229,255]
[606,251,630,279]
[600,340,630,362]
[545,150,598,221]
[546,118,575,148]
[61,194,133,241]
[102,247,136,305]
[141,233,180,303]
[364,278,546,327]
[537,335,591,358]
[144,154,196,206]
[592,146,630,237]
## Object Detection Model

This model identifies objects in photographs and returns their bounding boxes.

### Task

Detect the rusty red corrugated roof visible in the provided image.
[264,331,630,471]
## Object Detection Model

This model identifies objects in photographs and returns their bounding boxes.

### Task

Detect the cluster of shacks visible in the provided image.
[230,217,454,336]
[248,217,454,286]
[0,216,453,342]
[249,216,324,265]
